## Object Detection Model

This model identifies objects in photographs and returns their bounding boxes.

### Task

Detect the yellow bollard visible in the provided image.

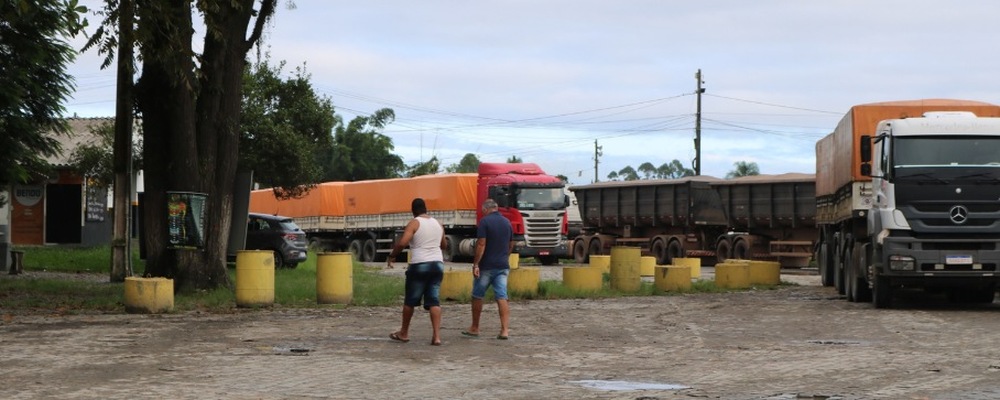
[715,262,750,289]
[749,260,781,285]
[509,267,540,295]
[509,253,520,270]
[440,269,473,300]
[562,266,603,292]
[124,277,174,314]
[610,246,641,292]
[236,250,275,307]
[672,257,702,279]
[654,265,691,292]
[317,252,353,304]
[640,256,656,277]
[589,255,611,273]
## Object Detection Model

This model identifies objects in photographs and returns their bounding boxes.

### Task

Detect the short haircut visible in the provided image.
[411,198,427,216]
[482,198,498,210]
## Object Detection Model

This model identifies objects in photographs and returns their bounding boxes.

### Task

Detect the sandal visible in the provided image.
[389,332,409,343]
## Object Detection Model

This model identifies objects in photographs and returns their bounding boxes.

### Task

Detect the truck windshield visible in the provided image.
[514,187,565,210]
[894,136,1000,168]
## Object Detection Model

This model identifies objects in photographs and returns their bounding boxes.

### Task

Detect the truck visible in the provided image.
[815,99,1000,308]
[569,173,816,267]
[248,162,570,264]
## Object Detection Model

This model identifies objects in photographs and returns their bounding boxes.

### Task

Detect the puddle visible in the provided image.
[571,380,688,391]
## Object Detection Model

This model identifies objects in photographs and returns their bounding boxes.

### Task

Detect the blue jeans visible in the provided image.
[404,261,444,309]
[472,268,509,300]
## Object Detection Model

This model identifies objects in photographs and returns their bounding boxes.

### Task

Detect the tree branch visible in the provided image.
[246,0,277,51]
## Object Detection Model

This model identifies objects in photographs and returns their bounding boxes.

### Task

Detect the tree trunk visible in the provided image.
[134,0,274,291]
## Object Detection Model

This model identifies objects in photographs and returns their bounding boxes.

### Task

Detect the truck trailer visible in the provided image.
[249,163,570,264]
[815,99,1000,308]
[569,173,816,267]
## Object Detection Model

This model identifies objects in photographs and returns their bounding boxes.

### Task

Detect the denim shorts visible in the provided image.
[404,261,444,309]
[472,268,509,300]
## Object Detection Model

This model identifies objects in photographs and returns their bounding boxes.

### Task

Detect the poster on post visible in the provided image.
[166,191,207,250]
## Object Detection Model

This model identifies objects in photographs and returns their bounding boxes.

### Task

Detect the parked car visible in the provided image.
[245,213,309,269]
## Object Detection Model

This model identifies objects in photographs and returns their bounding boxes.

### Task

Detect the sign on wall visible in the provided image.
[167,191,208,250]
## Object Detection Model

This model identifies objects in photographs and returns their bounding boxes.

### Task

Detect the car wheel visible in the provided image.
[272,250,285,269]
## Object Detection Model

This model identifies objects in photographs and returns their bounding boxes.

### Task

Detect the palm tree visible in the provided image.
[725,161,760,179]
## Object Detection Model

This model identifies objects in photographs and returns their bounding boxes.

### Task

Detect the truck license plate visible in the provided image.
[539,251,549,256]
[946,255,973,265]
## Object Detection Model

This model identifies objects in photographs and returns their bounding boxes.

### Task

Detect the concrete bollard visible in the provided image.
[235,250,275,307]
[610,246,641,292]
[672,257,701,279]
[317,252,353,304]
[590,255,611,273]
[440,269,473,300]
[509,267,540,295]
[654,265,691,292]
[749,260,781,285]
[640,256,656,277]
[562,266,603,292]
[715,262,750,289]
[124,277,174,314]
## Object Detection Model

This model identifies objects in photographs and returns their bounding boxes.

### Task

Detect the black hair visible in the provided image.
[411,198,427,216]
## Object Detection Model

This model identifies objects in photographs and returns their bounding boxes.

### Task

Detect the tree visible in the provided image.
[726,161,760,179]
[657,159,694,179]
[637,162,657,180]
[240,56,334,198]
[0,0,87,191]
[507,155,522,163]
[407,156,440,177]
[445,153,480,173]
[606,171,619,181]
[69,120,143,187]
[87,0,278,291]
[325,108,405,181]
[555,174,569,184]
[617,166,639,181]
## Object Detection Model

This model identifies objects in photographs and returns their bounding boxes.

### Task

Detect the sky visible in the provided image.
[64,1,1000,185]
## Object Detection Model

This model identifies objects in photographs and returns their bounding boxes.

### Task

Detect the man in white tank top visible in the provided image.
[387,198,447,346]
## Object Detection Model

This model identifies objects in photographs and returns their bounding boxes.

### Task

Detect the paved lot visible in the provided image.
[4,267,1000,399]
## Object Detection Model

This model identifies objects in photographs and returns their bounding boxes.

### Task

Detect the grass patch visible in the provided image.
[13,244,143,274]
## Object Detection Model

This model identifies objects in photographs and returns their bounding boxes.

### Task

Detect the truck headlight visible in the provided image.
[889,255,915,271]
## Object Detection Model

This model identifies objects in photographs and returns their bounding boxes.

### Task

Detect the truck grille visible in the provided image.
[521,210,564,247]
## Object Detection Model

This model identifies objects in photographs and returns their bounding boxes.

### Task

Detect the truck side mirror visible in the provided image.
[860,135,872,163]
[563,194,570,208]
[860,163,871,177]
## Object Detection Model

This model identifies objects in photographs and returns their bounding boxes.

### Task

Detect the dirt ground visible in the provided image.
[4,263,1000,400]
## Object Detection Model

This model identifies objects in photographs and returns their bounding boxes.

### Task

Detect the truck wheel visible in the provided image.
[844,257,856,302]
[872,268,893,309]
[651,239,668,265]
[852,244,872,302]
[443,235,460,262]
[348,239,363,261]
[667,240,684,265]
[818,243,834,287]
[362,239,377,262]
[733,240,750,260]
[588,239,602,257]
[715,240,731,264]
[573,239,589,264]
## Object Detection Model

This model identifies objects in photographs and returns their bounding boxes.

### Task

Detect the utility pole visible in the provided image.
[694,69,705,176]
[111,0,134,282]
[593,140,603,183]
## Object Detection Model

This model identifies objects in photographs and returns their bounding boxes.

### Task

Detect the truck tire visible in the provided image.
[362,239,377,262]
[573,239,589,264]
[818,243,833,287]
[443,235,460,262]
[348,239,363,261]
[667,240,684,265]
[872,268,893,309]
[853,244,872,302]
[588,239,602,257]
[651,239,668,265]
[733,239,750,260]
[715,240,731,264]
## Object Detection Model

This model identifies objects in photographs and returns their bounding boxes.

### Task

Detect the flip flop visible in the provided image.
[496,335,509,340]
[389,332,409,343]
[461,330,480,337]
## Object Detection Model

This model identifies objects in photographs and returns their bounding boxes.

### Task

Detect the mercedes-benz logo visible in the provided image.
[950,205,969,224]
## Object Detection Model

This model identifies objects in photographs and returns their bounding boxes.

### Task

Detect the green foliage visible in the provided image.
[607,159,694,181]
[445,153,481,173]
[506,155,522,163]
[0,0,88,185]
[325,108,406,181]
[68,120,143,188]
[240,56,335,198]
[726,160,760,179]
[406,156,440,177]
[13,244,143,273]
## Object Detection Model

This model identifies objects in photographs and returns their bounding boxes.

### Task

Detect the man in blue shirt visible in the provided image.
[463,198,514,340]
